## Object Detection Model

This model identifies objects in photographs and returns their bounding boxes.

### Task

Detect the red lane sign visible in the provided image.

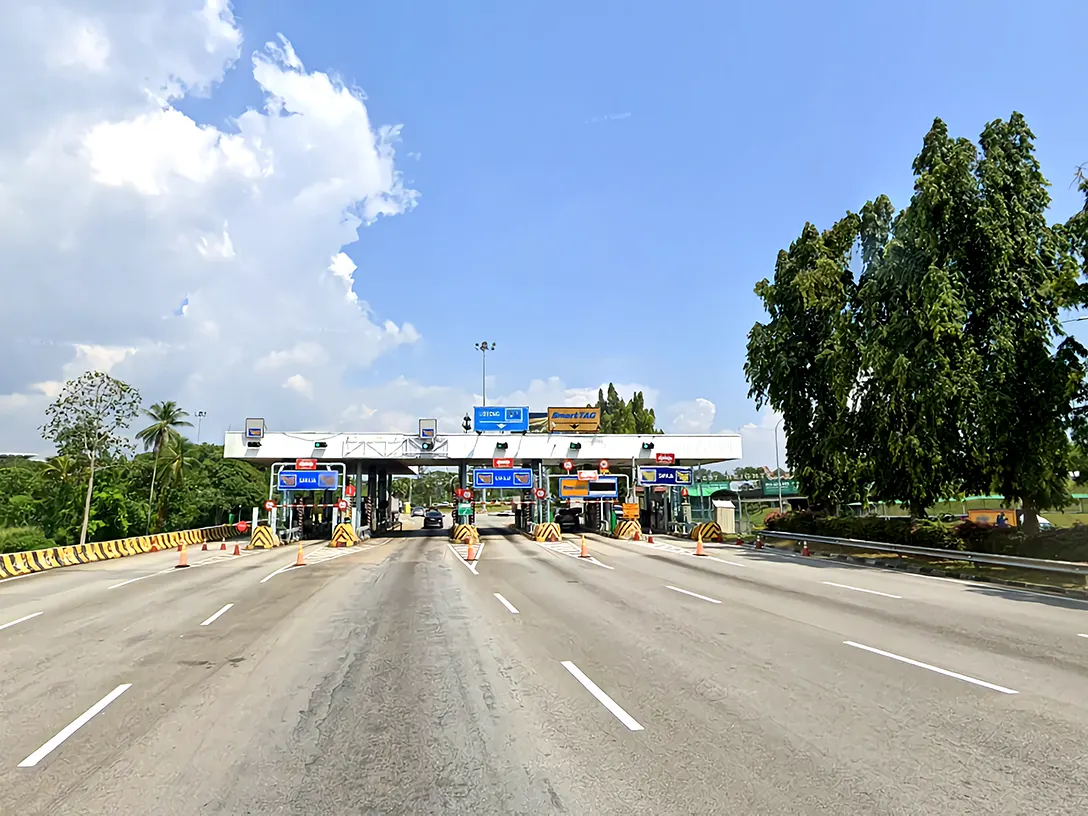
[263,500,277,510]
[562,459,573,471]
[655,452,676,464]
[235,520,249,533]
[493,457,514,468]
[295,458,318,470]
[345,483,356,498]
[336,499,349,511]
[534,488,547,499]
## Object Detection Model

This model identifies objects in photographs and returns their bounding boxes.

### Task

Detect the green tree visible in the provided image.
[970,114,1086,532]
[746,213,866,510]
[855,120,984,517]
[155,435,196,529]
[40,372,141,547]
[136,401,192,534]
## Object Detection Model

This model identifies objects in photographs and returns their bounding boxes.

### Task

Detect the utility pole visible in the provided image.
[195,410,207,444]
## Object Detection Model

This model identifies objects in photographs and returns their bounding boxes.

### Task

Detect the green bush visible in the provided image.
[765,511,1088,561]
[0,526,55,554]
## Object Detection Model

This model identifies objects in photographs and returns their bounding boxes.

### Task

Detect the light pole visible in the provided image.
[195,411,207,444]
[474,342,495,406]
[773,417,784,513]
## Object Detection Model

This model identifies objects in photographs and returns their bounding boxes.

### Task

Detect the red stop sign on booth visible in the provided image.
[345,483,356,497]
[235,520,249,533]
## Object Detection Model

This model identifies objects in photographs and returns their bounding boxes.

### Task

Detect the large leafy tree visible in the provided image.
[855,120,985,517]
[746,213,865,510]
[40,372,141,547]
[970,114,1086,532]
[136,401,192,533]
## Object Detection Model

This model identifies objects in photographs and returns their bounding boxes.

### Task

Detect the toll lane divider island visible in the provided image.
[0,524,243,579]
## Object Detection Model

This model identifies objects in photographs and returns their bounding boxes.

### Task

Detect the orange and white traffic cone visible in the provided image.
[579,535,590,558]
[694,533,707,556]
[232,544,241,556]
[466,540,476,561]
[634,529,640,541]
[801,541,810,557]
[220,541,227,551]
[755,536,763,549]
[201,542,208,551]
[647,533,654,544]
[175,543,190,569]
[295,540,306,567]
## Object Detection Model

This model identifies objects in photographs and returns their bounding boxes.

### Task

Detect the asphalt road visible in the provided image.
[1,519,1087,814]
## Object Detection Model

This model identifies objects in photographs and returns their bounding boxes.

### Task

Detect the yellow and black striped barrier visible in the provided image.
[0,524,242,579]
[248,525,280,550]
[534,522,562,542]
[450,524,479,544]
[329,523,359,548]
[690,521,723,542]
[613,519,641,540]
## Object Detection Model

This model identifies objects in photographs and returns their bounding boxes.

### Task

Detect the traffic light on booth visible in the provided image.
[569,441,581,450]
[421,440,435,451]
[496,442,508,450]
[641,441,654,451]
[314,441,328,449]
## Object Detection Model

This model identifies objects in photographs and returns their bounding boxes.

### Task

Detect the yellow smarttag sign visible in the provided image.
[547,406,601,433]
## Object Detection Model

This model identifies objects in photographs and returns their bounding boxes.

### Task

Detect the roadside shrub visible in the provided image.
[0,526,54,554]
[764,511,957,548]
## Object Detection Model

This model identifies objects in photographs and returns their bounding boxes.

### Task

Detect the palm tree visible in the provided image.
[136,401,192,533]
[156,435,196,529]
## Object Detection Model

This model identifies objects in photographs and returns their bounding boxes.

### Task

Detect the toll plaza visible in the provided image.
[223,411,741,539]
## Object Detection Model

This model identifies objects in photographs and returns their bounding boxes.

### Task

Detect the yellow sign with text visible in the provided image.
[622,503,640,520]
[547,406,601,433]
[558,477,590,498]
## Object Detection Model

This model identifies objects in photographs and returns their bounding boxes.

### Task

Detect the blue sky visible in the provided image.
[176,0,1086,461]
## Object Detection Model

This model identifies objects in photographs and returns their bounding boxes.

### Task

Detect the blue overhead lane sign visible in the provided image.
[637,466,693,487]
[472,468,534,489]
[473,406,529,433]
[278,470,340,491]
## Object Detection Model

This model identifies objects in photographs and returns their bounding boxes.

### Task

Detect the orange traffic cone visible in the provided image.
[694,533,707,556]
[801,541,811,557]
[466,540,476,561]
[232,544,241,556]
[220,541,227,551]
[634,529,640,541]
[579,535,590,558]
[201,542,208,551]
[294,541,306,567]
[647,533,654,544]
[755,536,763,549]
[175,543,190,569]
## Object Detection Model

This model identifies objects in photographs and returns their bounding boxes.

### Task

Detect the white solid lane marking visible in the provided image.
[445,540,479,574]
[493,593,519,614]
[843,641,1018,695]
[705,555,751,568]
[18,684,133,768]
[822,581,902,599]
[1078,633,1088,638]
[0,612,43,632]
[259,564,303,584]
[665,585,722,604]
[108,568,174,590]
[561,661,644,731]
[200,603,234,626]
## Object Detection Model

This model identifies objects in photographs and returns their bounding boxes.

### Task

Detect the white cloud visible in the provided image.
[0,0,421,452]
[282,374,314,399]
[734,408,786,471]
[666,398,716,433]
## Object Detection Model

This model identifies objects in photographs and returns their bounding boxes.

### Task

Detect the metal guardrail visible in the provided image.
[760,530,1088,577]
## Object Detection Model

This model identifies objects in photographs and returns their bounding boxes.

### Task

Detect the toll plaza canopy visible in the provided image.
[222,431,741,470]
